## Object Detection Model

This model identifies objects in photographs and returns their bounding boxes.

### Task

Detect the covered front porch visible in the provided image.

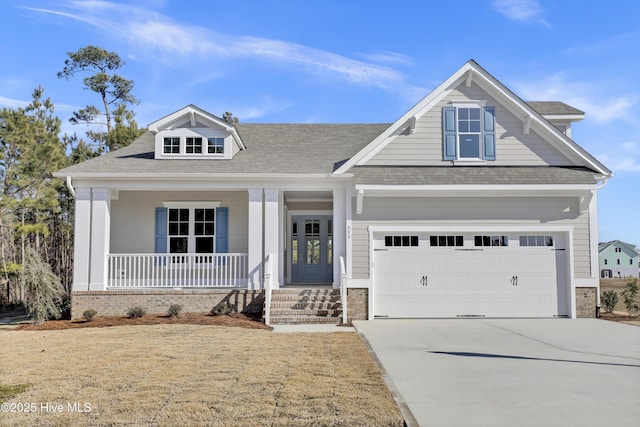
[70,183,349,292]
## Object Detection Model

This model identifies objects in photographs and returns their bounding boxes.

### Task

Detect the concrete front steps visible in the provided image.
[267,288,342,325]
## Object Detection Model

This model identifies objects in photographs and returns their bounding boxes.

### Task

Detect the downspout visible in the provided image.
[66,176,76,198]
[593,176,610,316]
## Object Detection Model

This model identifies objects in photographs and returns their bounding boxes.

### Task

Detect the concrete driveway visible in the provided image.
[354,319,640,427]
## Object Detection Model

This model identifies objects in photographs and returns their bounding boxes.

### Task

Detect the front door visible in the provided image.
[290,216,333,283]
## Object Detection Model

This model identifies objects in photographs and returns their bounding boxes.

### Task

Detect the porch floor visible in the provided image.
[281,283,333,289]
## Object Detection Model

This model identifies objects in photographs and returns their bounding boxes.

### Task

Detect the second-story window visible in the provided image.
[186,137,203,154]
[163,137,180,154]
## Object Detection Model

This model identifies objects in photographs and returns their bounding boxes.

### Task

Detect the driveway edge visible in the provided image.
[355,326,419,427]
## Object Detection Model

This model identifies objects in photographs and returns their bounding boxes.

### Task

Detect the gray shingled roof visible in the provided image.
[55,124,391,176]
[54,103,593,179]
[527,101,584,116]
[351,166,599,185]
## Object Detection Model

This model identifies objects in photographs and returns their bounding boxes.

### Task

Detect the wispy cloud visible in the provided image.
[492,0,551,28]
[357,51,414,67]
[512,72,638,125]
[25,1,410,90]
[563,30,640,55]
[0,96,29,109]
[597,141,640,173]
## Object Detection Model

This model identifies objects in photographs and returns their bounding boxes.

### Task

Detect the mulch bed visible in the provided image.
[599,312,639,324]
[13,312,272,331]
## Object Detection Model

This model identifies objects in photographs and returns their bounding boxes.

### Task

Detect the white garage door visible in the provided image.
[373,233,567,318]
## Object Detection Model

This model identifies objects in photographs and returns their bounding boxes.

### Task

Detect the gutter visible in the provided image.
[53,172,355,181]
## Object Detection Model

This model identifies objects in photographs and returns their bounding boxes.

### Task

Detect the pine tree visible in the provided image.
[0,87,67,303]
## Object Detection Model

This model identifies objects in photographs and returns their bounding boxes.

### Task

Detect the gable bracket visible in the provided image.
[465,70,474,87]
[408,116,417,134]
[524,115,532,135]
[190,111,196,127]
[356,189,364,215]
[579,190,594,213]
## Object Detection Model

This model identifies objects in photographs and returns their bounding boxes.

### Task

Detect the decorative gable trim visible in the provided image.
[334,60,611,176]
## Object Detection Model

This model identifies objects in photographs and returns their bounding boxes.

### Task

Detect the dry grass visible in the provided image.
[0,325,403,426]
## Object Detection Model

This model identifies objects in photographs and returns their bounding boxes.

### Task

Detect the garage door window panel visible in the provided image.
[430,235,463,247]
[474,235,508,247]
[519,235,553,247]
[385,235,419,247]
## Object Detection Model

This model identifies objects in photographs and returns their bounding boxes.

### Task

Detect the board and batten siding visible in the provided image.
[367,83,573,166]
[110,191,249,254]
[350,196,591,279]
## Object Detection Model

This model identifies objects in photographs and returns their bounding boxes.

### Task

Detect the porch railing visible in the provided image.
[107,253,248,288]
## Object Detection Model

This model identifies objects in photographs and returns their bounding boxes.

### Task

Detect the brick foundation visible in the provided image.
[575,287,597,318]
[71,289,264,319]
[346,288,368,322]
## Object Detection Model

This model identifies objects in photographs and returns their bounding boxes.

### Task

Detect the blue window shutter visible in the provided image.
[442,107,457,160]
[216,207,229,253]
[155,207,168,253]
[482,106,496,160]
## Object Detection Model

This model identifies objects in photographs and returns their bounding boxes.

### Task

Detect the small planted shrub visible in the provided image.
[620,278,639,317]
[127,306,146,318]
[167,303,183,317]
[601,290,619,313]
[82,309,98,321]
[211,301,236,316]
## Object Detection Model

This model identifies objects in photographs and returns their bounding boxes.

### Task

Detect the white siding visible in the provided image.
[367,83,573,166]
[351,196,590,279]
[110,191,248,254]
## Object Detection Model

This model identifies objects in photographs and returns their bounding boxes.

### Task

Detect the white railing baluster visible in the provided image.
[106,253,248,289]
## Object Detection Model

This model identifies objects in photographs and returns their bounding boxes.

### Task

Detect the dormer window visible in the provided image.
[186,137,203,154]
[208,137,224,154]
[163,137,180,154]
[150,105,245,160]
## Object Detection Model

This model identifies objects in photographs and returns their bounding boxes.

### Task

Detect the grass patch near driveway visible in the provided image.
[0,325,403,426]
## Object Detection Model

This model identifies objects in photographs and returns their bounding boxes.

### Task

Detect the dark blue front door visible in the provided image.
[291,215,333,283]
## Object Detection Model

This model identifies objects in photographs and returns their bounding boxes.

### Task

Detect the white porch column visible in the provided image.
[345,186,353,277]
[88,188,111,290]
[264,188,280,288]
[248,188,263,289]
[72,187,91,291]
[333,186,346,289]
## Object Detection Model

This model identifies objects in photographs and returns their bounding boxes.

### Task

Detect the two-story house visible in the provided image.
[53,60,611,322]
[599,240,639,278]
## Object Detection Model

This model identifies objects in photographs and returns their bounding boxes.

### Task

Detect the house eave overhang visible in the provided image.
[354,183,597,198]
[543,114,584,122]
[53,172,355,183]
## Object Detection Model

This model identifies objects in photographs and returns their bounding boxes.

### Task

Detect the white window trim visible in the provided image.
[451,101,487,161]
[163,202,221,209]
[155,128,231,159]
[163,202,221,256]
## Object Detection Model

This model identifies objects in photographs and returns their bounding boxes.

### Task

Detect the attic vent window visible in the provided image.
[163,137,180,154]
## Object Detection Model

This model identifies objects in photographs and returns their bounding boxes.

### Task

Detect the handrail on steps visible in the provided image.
[264,253,273,326]
[340,256,348,325]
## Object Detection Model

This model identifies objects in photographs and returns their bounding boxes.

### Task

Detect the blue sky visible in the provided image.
[1,0,638,246]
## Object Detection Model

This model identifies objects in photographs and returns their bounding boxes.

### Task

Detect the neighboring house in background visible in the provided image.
[598,240,640,278]
[53,60,611,322]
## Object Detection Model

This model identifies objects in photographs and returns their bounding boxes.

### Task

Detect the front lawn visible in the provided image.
[0,325,403,426]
